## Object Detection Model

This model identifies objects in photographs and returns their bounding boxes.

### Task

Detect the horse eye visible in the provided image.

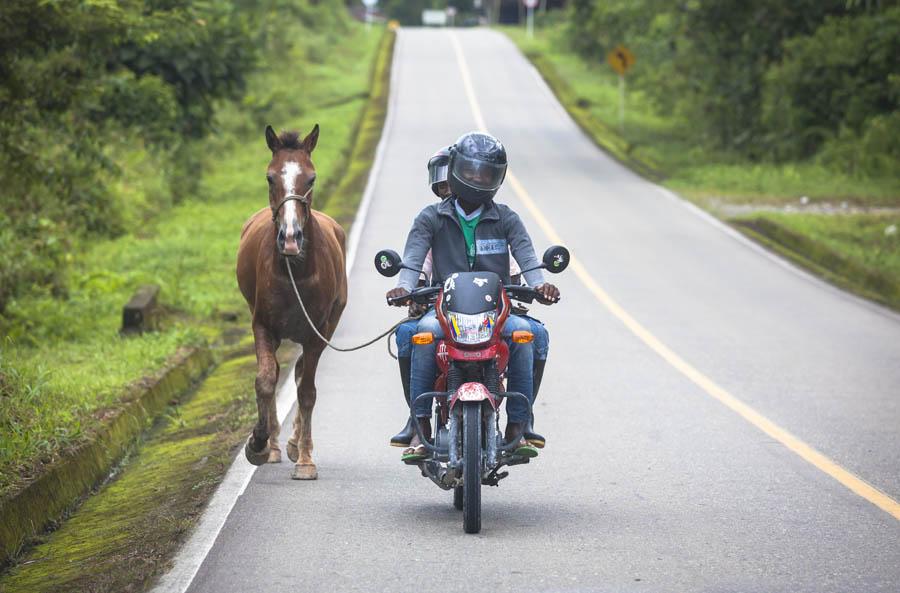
[266,174,274,185]
[307,176,316,187]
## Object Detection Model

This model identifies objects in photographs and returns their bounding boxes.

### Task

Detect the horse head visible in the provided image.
[265,123,319,258]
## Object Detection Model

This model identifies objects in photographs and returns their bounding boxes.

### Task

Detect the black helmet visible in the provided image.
[448,131,507,206]
[427,147,451,197]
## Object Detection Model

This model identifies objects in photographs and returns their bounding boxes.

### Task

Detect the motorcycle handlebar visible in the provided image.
[386,286,441,306]
[387,285,559,306]
[504,284,560,305]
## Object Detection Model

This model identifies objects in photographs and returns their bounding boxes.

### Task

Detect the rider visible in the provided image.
[390,147,550,449]
[386,132,559,459]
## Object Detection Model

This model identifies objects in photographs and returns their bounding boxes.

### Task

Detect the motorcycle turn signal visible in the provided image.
[511,330,534,343]
[412,332,434,345]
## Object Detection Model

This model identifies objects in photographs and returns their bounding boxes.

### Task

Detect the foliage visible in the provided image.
[506,22,900,312]
[0,6,384,501]
[564,0,900,170]
[507,26,899,206]
[0,0,257,311]
[763,7,900,166]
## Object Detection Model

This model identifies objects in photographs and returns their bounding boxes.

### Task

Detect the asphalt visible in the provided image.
[176,28,900,593]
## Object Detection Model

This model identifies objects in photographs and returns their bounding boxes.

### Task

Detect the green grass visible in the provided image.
[0,21,386,500]
[503,24,900,310]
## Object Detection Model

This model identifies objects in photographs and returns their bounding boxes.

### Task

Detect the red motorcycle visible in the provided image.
[375,246,569,533]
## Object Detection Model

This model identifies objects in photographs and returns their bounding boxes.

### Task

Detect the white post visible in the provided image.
[527,5,534,38]
[619,74,626,135]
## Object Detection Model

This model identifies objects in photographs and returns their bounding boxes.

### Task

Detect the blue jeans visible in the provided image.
[395,319,418,358]
[409,309,535,424]
[522,315,549,361]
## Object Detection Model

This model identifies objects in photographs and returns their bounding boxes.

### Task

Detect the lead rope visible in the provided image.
[285,259,419,353]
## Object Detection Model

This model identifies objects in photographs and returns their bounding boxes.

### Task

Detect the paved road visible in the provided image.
[174,29,900,593]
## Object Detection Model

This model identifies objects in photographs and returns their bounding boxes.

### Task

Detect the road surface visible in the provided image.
[157,28,900,593]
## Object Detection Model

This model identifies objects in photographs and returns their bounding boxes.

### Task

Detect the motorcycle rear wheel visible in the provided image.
[463,402,482,533]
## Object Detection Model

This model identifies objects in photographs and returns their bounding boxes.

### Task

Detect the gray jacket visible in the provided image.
[397,198,545,291]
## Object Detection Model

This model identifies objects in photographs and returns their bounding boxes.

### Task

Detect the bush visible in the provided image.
[564,0,899,177]
[763,7,900,160]
[0,0,258,311]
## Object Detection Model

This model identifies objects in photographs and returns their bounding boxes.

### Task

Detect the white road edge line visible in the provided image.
[150,31,402,593]
[653,185,900,322]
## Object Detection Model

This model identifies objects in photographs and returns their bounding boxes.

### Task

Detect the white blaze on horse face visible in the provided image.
[280,161,302,245]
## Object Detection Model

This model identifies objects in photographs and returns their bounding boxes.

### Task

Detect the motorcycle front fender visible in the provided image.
[450,382,498,410]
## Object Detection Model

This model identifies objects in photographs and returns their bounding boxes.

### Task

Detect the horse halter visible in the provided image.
[271,185,314,223]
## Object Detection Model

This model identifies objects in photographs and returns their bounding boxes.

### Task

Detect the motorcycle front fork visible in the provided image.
[444,404,500,473]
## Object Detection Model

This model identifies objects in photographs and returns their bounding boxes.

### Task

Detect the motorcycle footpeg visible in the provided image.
[482,470,509,486]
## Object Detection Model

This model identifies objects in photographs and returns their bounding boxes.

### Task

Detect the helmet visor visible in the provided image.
[451,153,506,191]
[428,163,448,186]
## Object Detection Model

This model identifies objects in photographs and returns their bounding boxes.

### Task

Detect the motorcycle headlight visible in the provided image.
[447,311,497,345]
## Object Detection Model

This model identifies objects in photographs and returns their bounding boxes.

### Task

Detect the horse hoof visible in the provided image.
[291,464,318,480]
[244,436,270,466]
[267,447,282,464]
[286,440,299,463]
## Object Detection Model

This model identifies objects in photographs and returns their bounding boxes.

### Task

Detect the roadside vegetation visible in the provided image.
[1,344,264,593]
[0,0,385,506]
[505,1,900,309]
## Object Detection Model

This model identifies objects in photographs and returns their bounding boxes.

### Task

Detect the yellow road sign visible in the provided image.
[607,45,636,76]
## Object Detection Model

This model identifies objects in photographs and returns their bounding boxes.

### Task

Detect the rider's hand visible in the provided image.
[534,283,560,305]
[386,287,411,306]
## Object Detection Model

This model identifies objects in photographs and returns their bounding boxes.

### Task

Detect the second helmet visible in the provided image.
[427,147,451,197]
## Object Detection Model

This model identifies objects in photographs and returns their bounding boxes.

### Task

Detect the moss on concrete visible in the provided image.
[0,346,214,567]
[0,352,259,593]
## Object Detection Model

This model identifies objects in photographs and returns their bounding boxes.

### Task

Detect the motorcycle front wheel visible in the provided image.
[462,401,482,533]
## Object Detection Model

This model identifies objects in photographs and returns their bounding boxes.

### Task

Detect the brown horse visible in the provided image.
[236,124,347,480]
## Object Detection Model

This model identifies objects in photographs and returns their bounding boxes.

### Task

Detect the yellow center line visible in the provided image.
[448,31,900,521]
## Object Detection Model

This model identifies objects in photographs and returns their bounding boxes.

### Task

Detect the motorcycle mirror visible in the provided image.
[542,245,570,274]
[374,249,403,277]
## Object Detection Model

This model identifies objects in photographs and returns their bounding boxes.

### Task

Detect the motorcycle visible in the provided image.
[375,245,569,533]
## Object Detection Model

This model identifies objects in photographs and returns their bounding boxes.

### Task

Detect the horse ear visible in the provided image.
[303,124,319,154]
[265,125,280,153]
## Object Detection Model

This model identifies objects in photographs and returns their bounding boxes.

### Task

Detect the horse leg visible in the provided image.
[266,387,282,464]
[286,352,304,463]
[245,324,279,466]
[290,343,324,480]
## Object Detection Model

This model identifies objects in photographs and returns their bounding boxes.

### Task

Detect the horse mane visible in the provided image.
[279,131,304,150]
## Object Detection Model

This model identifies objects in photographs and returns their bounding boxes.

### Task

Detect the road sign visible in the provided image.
[606,45,635,76]
[523,0,539,8]
[361,0,377,7]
